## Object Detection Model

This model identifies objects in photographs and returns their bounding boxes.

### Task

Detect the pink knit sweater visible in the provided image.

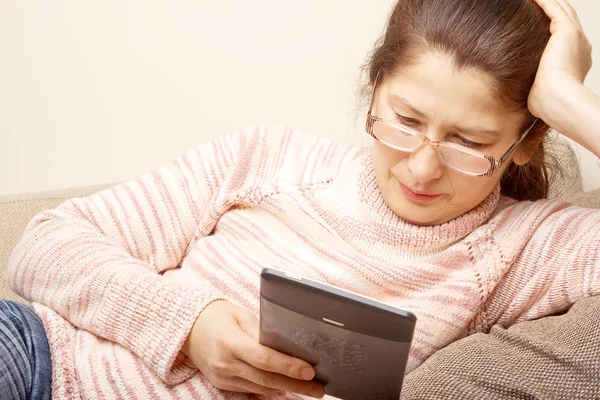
[8,125,600,399]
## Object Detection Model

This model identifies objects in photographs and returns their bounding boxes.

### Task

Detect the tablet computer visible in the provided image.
[259,268,417,400]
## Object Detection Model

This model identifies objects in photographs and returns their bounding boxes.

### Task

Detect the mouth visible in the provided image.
[399,183,442,204]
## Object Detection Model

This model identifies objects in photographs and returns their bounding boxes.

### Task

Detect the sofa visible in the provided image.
[1,138,600,398]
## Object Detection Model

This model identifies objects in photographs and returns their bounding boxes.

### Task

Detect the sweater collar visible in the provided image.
[315,149,500,254]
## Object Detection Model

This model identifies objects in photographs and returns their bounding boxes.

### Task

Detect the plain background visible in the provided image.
[1,0,599,196]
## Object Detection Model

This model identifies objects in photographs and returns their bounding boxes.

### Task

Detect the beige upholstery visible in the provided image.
[545,131,584,199]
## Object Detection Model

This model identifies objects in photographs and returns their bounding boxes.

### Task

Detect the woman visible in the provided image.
[3,0,599,398]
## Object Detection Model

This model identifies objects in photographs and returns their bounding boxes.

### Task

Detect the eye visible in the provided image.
[394,113,420,127]
[454,135,483,149]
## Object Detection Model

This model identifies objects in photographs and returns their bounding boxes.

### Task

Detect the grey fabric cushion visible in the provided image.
[546,132,584,199]
[401,296,600,399]
[569,188,600,208]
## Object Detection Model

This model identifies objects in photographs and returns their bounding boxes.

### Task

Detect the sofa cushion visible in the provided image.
[546,133,584,199]
[569,188,600,208]
[401,295,600,399]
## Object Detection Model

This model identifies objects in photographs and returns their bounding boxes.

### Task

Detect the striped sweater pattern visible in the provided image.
[7,125,600,399]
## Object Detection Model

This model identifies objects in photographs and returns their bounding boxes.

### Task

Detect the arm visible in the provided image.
[539,77,600,158]
[484,201,600,327]
[481,0,600,325]
[530,0,600,158]
[7,126,264,384]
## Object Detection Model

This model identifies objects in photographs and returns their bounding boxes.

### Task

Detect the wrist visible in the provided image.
[549,83,600,157]
[181,300,227,359]
[182,331,193,358]
[182,308,203,359]
[541,79,586,134]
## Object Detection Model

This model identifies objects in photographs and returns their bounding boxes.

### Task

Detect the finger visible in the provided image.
[218,377,282,396]
[237,364,325,398]
[232,332,315,380]
[214,384,252,394]
[233,315,316,380]
[236,309,260,342]
[532,0,572,22]
[555,0,582,25]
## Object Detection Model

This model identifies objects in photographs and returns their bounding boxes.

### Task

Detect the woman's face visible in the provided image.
[373,52,526,225]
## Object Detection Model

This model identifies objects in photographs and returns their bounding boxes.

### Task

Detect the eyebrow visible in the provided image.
[449,124,500,137]
[389,94,427,119]
[389,93,500,137]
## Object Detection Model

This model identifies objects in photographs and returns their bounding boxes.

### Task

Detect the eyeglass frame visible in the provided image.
[365,77,538,178]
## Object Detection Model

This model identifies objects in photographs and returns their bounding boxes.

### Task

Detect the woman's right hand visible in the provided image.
[182,300,325,398]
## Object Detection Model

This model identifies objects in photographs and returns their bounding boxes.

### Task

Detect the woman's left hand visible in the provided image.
[528,0,593,125]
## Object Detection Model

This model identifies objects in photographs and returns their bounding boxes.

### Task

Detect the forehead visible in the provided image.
[381,53,521,129]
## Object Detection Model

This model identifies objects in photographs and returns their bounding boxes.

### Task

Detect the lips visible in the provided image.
[404,186,439,196]
[399,183,442,204]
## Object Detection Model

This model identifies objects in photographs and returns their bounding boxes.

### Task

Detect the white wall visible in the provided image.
[1,0,598,195]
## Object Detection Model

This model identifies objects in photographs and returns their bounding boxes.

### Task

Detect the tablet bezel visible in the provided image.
[259,267,417,342]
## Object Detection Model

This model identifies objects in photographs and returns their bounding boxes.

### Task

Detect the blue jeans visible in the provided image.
[0,300,52,400]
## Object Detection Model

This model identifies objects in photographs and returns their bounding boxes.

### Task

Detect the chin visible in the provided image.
[397,209,445,226]
[376,171,461,225]
[389,199,442,225]
[387,191,461,225]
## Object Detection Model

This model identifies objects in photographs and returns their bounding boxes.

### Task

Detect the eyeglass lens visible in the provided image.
[371,118,491,175]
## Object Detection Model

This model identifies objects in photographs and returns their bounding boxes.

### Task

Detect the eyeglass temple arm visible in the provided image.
[365,71,382,135]
[367,71,382,114]
[498,119,539,165]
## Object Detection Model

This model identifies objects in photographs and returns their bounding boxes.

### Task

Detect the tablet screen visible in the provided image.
[291,323,366,373]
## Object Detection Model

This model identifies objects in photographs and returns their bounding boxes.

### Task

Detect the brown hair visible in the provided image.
[363,0,557,201]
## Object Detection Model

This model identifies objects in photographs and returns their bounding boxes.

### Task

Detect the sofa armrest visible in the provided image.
[568,188,600,208]
[0,183,115,303]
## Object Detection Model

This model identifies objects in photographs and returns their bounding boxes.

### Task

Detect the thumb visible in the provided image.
[236,309,260,342]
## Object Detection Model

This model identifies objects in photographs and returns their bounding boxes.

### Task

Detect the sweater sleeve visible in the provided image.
[7,126,267,384]
[484,202,600,328]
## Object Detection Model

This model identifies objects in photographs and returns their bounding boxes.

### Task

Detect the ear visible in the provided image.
[512,146,536,166]
[512,127,545,166]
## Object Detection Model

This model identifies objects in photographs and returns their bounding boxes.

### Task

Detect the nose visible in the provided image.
[407,145,444,184]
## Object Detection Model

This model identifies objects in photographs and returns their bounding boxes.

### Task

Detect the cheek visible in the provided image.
[449,175,501,206]
[373,142,407,170]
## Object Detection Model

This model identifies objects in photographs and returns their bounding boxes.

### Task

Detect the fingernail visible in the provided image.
[310,388,324,398]
[301,368,314,380]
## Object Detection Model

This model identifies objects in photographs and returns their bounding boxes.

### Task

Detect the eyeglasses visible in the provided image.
[365,86,538,178]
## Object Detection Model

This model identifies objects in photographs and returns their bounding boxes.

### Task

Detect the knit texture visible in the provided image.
[401,295,600,399]
[0,184,114,303]
[7,125,600,399]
